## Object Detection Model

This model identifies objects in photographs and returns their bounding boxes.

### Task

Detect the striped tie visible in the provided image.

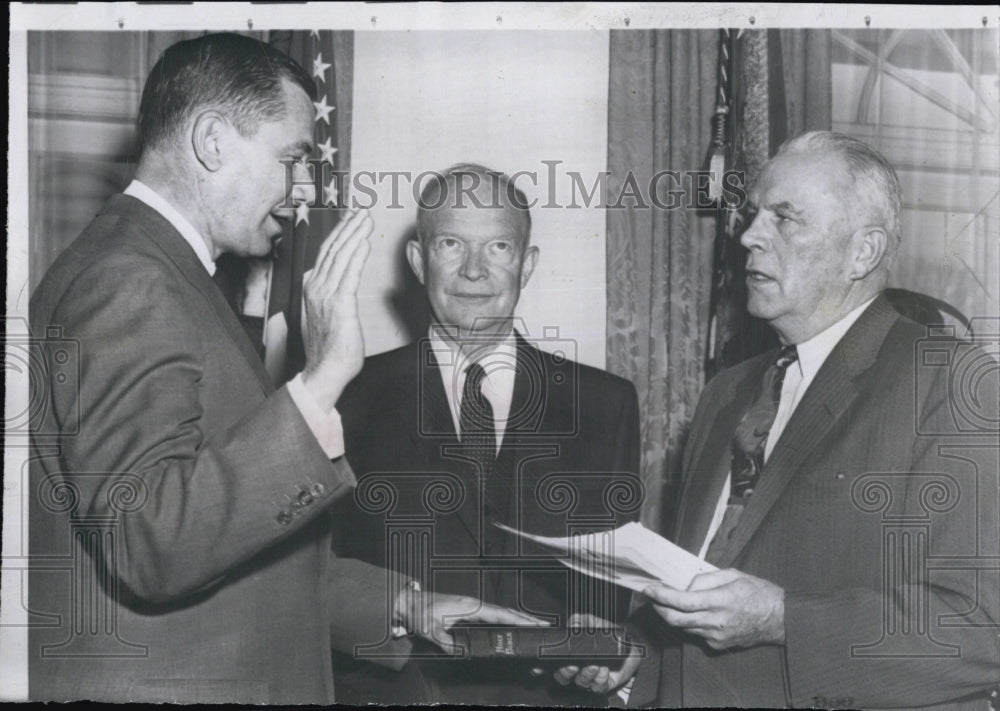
[460,362,496,478]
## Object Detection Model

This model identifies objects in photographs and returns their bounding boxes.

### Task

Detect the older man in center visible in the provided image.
[333,164,642,705]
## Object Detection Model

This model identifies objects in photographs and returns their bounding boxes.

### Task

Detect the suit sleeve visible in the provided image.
[46,255,357,603]
[781,342,1000,707]
[327,555,413,670]
[566,378,643,626]
[627,366,762,708]
[614,380,642,527]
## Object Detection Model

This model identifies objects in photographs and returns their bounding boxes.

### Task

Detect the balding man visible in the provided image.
[563,132,999,709]
[333,164,641,705]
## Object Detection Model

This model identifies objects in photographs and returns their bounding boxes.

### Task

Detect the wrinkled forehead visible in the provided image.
[750,149,852,207]
[421,180,531,244]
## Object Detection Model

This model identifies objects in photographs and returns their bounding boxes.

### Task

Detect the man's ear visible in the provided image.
[191,110,228,172]
[406,239,426,285]
[848,226,889,281]
[519,245,539,289]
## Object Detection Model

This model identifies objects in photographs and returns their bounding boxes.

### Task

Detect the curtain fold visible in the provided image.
[777,29,833,140]
[606,30,718,532]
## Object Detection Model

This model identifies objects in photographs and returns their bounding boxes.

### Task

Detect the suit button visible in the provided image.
[277,510,292,526]
[298,489,314,506]
[311,482,326,497]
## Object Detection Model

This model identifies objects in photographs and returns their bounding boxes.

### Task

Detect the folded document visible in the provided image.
[494,521,716,592]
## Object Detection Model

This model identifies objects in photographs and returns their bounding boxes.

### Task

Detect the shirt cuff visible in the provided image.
[286,373,346,459]
[391,580,421,639]
[615,676,634,705]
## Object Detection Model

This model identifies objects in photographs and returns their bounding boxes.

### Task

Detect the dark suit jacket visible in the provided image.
[333,334,642,705]
[630,295,999,709]
[28,195,410,704]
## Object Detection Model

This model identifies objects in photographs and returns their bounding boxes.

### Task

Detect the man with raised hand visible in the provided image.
[29,34,540,705]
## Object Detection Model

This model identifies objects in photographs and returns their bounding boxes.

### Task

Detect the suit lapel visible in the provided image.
[416,339,457,439]
[505,335,547,441]
[495,340,564,526]
[416,340,482,544]
[494,337,546,522]
[110,195,274,394]
[716,296,901,567]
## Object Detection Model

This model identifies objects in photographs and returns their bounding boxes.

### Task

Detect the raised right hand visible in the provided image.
[300,208,372,411]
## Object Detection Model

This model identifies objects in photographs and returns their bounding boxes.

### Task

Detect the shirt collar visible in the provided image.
[123,180,216,276]
[793,296,877,382]
[429,324,518,377]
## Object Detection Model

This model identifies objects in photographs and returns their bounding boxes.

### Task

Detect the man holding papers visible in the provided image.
[563,132,999,709]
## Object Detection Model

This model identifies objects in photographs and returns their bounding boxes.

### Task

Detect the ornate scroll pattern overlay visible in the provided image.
[351,472,466,660]
[35,473,149,658]
[533,472,644,660]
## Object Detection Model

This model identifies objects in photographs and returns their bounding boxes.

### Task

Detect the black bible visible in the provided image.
[449,626,631,668]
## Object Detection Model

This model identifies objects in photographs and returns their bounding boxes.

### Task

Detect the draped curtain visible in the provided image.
[606,30,832,531]
[606,31,718,532]
[706,30,832,377]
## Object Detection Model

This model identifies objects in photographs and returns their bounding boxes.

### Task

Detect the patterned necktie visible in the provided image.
[705,345,799,565]
[730,345,799,500]
[460,362,496,477]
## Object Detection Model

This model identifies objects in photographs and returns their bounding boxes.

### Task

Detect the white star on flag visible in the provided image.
[317,136,338,165]
[313,95,334,124]
[312,53,332,82]
[294,200,310,226]
[309,29,320,39]
[323,179,339,207]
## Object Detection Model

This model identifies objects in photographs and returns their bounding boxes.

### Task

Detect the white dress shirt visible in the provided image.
[697,297,877,559]
[124,180,216,276]
[428,325,518,454]
[123,180,345,458]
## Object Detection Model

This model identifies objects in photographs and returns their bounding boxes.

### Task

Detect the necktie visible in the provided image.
[730,345,799,500]
[705,345,798,564]
[460,362,496,477]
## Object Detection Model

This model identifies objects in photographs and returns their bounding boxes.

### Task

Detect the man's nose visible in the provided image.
[459,247,487,280]
[290,162,316,205]
[739,213,767,251]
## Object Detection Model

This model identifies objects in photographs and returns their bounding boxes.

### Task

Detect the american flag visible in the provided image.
[261,29,351,385]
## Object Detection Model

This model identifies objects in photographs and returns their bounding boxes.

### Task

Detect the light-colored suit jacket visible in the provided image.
[630,296,999,709]
[29,195,410,704]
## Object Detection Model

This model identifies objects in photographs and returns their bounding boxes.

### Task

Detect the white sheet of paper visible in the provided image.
[494,521,717,592]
